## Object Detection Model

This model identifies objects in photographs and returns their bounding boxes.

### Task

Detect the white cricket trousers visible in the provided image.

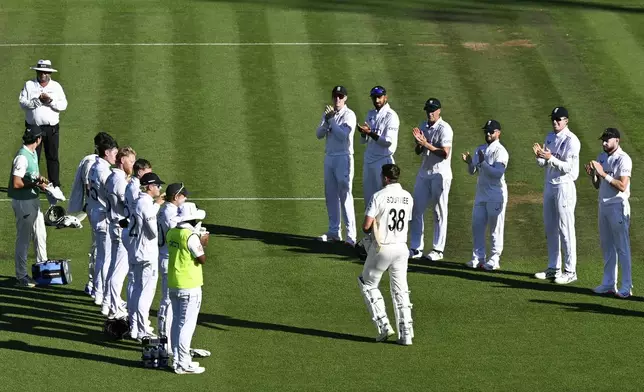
[158,256,173,341]
[363,156,394,208]
[324,154,356,241]
[471,200,507,263]
[86,212,96,287]
[410,173,452,252]
[599,202,632,291]
[170,287,202,370]
[130,260,159,338]
[90,209,111,302]
[107,222,129,314]
[361,243,410,294]
[543,182,577,273]
[11,198,48,279]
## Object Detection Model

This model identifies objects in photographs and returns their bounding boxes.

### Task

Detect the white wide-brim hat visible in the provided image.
[30,59,58,73]
[180,202,206,222]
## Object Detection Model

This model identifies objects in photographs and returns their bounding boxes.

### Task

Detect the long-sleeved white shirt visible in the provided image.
[360,103,400,164]
[536,127,581,185]
[87,157,113,214]
[105,168,129,223]
[315,105,356,156]
[67,154,97,213]
[597,147,632,206]
[158,202,183,259]
[131,193,160,263]
[417,117,454,179]
[124,176,141,220]
[19,79,67,126]
[468,140,509,203]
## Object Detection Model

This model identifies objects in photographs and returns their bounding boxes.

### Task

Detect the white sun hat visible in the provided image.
[30,59,58,73]
[179,202,206,222]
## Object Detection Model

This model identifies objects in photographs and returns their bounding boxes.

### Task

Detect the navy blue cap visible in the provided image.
[482,119,501,132]
[599,128,621,140]
[551,106,569,119]
[140,172,165,186]
[424,98,441,112]
[370,85,387,97]
[332,85,347,96]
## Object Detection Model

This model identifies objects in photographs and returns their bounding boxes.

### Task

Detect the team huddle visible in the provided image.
[315,85,633,345]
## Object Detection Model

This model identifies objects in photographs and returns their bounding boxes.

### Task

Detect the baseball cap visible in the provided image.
[551,106,569,119]
[424,98,441,112]
[370,85,387,97]
[23,125,43,139]
[482,119,501,133]
[166,182,189,198]
[139,172,165,186]
[179,202,206,222]
[599,127,621,141]
[332,85,348,96]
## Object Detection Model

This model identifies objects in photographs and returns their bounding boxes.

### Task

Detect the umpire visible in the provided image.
[19,59,68,192]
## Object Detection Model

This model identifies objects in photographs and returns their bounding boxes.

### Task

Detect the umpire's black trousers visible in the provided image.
[26,121,61,187]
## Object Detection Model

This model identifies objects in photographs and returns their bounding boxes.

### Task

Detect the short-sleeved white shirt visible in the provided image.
[177,222,205,258]
[12,155,28,178]
[365,183,413,246]
[417,118,454,179]
[598,147,632,205]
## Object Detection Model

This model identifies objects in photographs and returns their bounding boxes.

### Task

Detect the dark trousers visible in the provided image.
[26,121,61,187]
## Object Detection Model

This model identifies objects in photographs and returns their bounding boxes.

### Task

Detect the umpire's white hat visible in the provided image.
[30,59,58,73]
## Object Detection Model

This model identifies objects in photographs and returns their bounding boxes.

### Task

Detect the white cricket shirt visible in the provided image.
[87,157,113,213]
[105,168,128,223]
[366,183,413,246]
[417,117,454,179]
[468,140,509,203]
[19,79,68,126]
[361,103,400,164]
[67,154,97,213]
[158,202,183,259]
[124,176,141,220]
[315,105,356,156]
[537,127,581,185]
[131,193,161,263]
[598,147,632,206]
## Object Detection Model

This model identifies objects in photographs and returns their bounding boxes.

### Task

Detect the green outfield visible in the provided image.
[1,0,644,390]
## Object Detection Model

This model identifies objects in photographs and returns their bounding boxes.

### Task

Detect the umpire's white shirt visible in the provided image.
[87,157,113,213]
[361,103,400,163]
[316,105,356,156]
[538,127,581,185]
[133,193,160,263]
[106,168,128,223]
[469,140,509,203]
[598,147,632,205]
[418,117,454,179]
[158,203,183,259]
[19,79,68,126]
[366,183,413,246]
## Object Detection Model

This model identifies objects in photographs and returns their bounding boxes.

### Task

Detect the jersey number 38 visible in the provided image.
[388,208,405,232]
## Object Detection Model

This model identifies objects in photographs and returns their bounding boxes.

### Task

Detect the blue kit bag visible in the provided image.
[31,259,72,285]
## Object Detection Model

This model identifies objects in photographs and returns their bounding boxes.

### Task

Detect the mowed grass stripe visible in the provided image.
[235,8,299,232]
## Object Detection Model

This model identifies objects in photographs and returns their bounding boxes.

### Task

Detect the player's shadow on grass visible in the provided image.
[406,260,644,300]
[204,224,359,260]
[0,340,141,368]
[530,299,644,318]
[0,277,140,354]
[198,312,375,343]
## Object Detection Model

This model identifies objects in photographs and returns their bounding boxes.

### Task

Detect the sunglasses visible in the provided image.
[552,117,566,122]
[483,129,497,135]
[332,94,345,99]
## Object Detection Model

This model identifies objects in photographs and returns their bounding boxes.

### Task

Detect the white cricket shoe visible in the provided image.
[175,365,205,375]
[465,259,482,269]
[615,289,633,299]
[482,261,500,271]
[376,324,395,342]
[592,284,617,294]
[534,268,561,280]
[317,233,341,242]
[172,361,200,370]
[425,250,443,261]
[345,238,356,247]
[554,271,577,285]
[16,276,36,288]
[409,249,423,259]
